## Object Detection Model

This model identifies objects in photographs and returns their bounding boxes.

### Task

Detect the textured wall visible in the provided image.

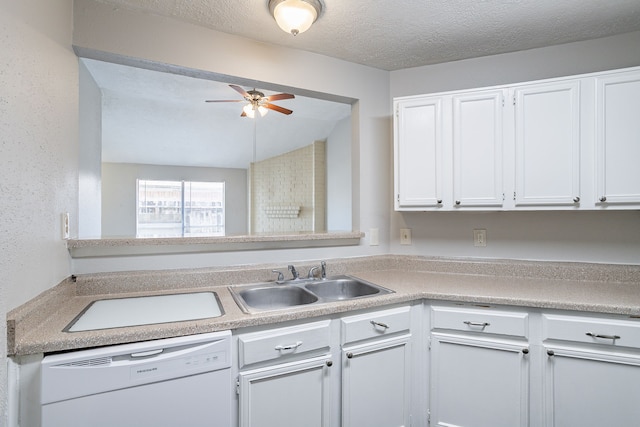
[0,0,77,423]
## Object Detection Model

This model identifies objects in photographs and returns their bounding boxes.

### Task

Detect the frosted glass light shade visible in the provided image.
[270,0,320,36]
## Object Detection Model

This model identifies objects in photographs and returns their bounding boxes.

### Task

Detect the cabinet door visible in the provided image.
[544,345,640,427]
[595,70,640,205]
[430,333,529,427]
[514,81,581,206]
[342,335,411,427]
[452,90,505,207]
[238,355,334,427]
[394,97,443,209]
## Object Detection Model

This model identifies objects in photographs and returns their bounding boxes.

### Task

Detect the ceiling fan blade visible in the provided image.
[264,103,293,115]
[205,99,243,102]
[266,93,295,102]
[229,84,250,98]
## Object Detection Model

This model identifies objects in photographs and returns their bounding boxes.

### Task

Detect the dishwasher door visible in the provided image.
[41,331,232,427]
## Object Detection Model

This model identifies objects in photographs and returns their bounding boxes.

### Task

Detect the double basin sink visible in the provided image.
[229,275,394,314]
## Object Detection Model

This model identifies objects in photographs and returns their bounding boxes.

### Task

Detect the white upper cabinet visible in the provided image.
[394,66,640,211]
[595,70,640,206]
[394,96,443,209]
[452,90,505,208]
[514,81,581,206]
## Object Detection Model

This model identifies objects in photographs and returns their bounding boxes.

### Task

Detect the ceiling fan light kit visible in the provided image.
[268,0,322,36]
[206,84,295,118]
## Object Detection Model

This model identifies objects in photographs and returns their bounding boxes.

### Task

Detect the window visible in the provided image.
[137,180,225,238]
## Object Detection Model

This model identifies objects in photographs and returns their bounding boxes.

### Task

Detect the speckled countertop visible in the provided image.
[7,255,640,357]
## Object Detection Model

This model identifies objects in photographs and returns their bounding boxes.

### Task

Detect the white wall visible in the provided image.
[78,59,103,237]
[0,0,77,423]
[327,117,352,231]
[102,163,248,237]
[71,0,391,272]
[389,31,640,264]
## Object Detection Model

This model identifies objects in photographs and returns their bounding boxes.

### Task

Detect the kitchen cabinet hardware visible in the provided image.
[573,196,580,203]
[586,332,621,340]
[325,360,333,367]
[437,199,443,204]
[463,321,490,328]
[599,196,607,202]
[346,352,354,359]
[370,320,389,329]
[274,341,303,351]
[547,349,555,356]
[455,200,461,205]
[522,348,529,354]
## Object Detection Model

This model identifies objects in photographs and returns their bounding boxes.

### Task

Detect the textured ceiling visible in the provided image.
[94,0,640,71]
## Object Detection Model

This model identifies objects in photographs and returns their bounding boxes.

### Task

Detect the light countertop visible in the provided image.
[7,255,640,356]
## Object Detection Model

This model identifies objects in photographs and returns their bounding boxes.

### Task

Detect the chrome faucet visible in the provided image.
[320,261,327,279]
[288,264,299,280]
[307,266,319,279]
[272,269,285,283]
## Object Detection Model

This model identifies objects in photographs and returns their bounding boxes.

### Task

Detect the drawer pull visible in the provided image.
[346,352,354,359]
[326,360,333,367]
[586,332,621,340]
[370,320,389,329]
[547,349,555,357]
[522,348,529,355]
[275,341,303,351]
[464,321,490,328]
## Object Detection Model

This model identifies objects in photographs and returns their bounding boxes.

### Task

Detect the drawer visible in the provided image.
[431,305,529,338]
[341,306,411,344]
[238,320,331,368]
[543,313,640,349]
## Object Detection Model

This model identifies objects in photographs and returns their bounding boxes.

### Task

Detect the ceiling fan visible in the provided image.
[205,84,295,118]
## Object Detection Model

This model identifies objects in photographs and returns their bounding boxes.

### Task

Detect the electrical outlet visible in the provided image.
[62,212,70,240]
[473,229,486,247]
[400,228,412,245]
[369,228,379,246]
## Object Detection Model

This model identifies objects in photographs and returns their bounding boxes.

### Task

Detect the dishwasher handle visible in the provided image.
[130,349,164,358]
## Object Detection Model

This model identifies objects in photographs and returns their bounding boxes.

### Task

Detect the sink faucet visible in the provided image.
[307,266,319,279]
[272,269,285,283]
[288,265,299,280]
[321,261,327,279]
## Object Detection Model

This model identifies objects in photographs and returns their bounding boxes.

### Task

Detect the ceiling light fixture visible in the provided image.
[268,0,322,36]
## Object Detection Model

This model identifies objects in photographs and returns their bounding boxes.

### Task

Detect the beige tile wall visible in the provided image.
[250,141,326,233]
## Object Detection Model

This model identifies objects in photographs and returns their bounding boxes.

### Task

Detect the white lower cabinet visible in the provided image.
[238,356,334,427]
[235,305,414,427]
[341,306,412,427]
[542,313,640,427]
[429,305,530,427]
[236,319,335,427]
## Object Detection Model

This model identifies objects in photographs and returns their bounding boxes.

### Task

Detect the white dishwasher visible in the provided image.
[40,330,232,427]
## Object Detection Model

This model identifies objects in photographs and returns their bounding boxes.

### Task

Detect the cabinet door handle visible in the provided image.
[346,352,354,359]
[573,196,580,203]
[275,341,303,351]
[522,348,529,355]
[599,196,607,202]
[586,332,620,340]
[547,349,555,357]
[463,321,490,328]
[326,360,333,367]
[437,199,443,204]
[370,320,389,329]
[455,200,461,205]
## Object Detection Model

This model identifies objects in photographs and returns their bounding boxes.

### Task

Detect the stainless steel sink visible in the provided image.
[229,275,393,313]
[305,277,383,300]
[235,286,318,311]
